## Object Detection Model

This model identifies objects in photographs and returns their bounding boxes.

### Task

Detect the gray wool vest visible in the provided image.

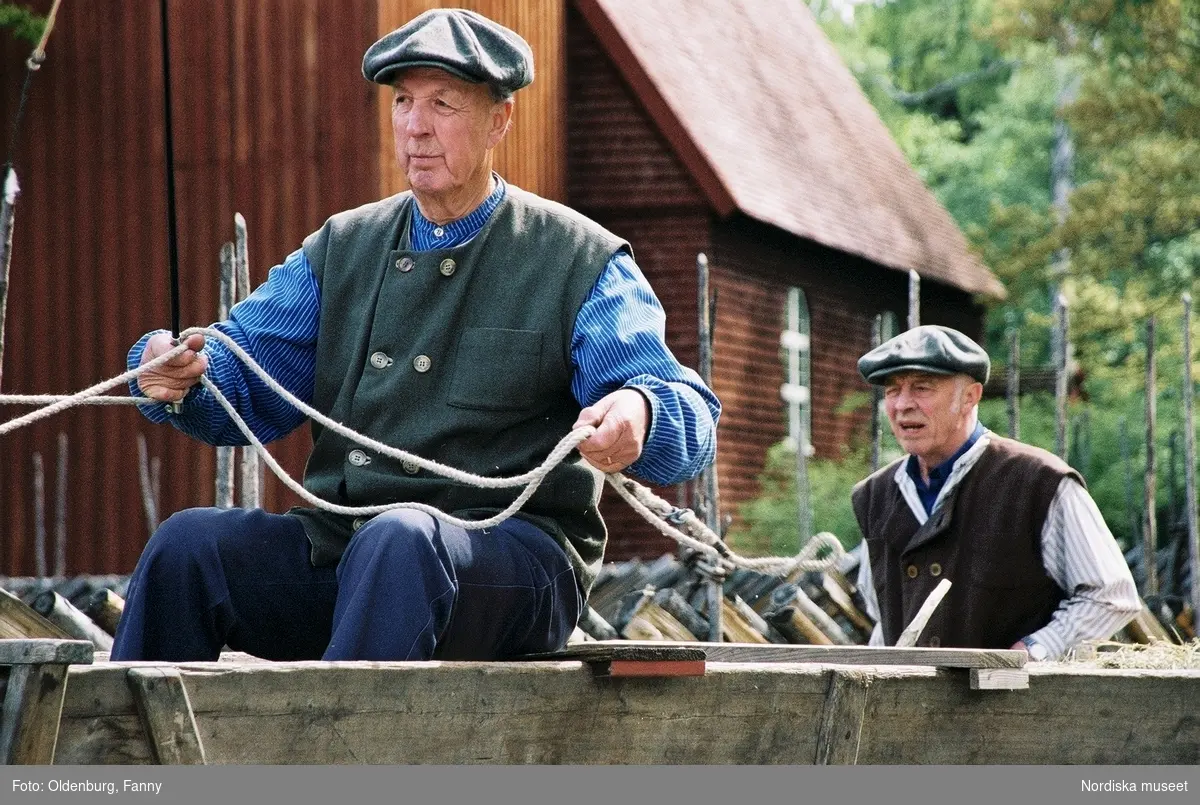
[287,185,627,597]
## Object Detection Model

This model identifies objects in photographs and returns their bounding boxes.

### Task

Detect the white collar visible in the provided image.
[892,431,992,525]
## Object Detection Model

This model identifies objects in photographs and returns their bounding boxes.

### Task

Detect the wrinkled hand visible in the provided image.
[137,332,208,403]
[572,388,650,473]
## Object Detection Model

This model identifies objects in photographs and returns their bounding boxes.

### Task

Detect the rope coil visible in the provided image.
[0,325,845,576]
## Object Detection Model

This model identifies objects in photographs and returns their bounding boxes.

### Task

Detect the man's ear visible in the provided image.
[487,99,514,149]
[965,380,984,408]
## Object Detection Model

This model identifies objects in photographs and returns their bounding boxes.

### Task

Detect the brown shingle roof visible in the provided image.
[575,0,1005,299]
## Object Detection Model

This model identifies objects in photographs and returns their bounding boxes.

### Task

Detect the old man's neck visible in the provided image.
[414,170,497,226]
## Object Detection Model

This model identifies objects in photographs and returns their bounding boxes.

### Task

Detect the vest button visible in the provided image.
[396,256,414,272]
[413,355,432,373]
[929,562,942,577]
[906,564,919,578]
[402,459,420,475]
[369,351,393,370]
[928,636,941,648]
[439,258,457,277]
[351,517,366,532]
[348,449,370,467]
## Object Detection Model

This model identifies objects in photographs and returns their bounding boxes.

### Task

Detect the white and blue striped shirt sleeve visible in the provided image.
[127,248,319,445]
[570,251,720,486]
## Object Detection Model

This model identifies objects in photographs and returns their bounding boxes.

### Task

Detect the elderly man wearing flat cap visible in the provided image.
[852,325,1137,660]
[112,9,719,663]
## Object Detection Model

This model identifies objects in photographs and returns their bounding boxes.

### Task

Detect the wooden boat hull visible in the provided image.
[50,659,1200,764]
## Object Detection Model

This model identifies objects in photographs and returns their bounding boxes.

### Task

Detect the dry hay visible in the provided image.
[1060,639,1200,670]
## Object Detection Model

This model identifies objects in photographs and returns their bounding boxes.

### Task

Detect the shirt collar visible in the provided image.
[410,173,506,251]
[905,421,985,487]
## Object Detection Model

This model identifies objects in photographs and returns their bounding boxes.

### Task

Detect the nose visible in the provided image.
[405,101,432,136]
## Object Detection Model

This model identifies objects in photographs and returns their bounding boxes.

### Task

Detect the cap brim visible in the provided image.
[370,60,487,86]
[864,363,960,385]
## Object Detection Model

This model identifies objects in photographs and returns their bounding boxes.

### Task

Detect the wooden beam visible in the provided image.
[814,669,870,765]
[592,660,706,678]
[0,663,70,764]
[0,587,71,640]
[969,668,1030,691]
[0,639,93,666]
[126,668,207,765]
[538,640,1025,670]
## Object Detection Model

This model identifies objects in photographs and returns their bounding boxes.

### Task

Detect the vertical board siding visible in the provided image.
[0,1,381,575]
[377,0,566,201]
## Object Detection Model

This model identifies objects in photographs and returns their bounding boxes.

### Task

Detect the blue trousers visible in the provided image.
[111,507,581,662]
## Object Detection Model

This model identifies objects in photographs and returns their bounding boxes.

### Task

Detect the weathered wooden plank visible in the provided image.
[969,668,1030,690]
[0,588,71,640]
[814,668,871,765]
[58,662,831,764]
[49,660,1200,765]
[0,639,93,665]
[0,662,69,764]
[858,667,1200,763]
[544,641,1025,670]
[126,668,207,765]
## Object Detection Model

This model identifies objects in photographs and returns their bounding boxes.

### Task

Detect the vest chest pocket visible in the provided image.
[449,327,544,411]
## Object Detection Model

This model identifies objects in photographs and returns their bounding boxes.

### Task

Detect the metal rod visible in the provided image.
[1183,293,1199,617]
[1006,323,1020,439]
[32,451,46,578]
[1054,294,1069,460]
[696,252,721,642]
[53,431,67,577]
[870,314,882,472]
[215,242,236,509]
[0,169,18,390]
[234,214,262,509]
[907,270,920,330]
[1144,316,1159,597]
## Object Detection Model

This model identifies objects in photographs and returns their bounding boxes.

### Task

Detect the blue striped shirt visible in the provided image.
[130,179,719,486]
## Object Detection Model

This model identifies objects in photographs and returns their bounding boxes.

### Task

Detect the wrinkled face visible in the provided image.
[390,68,510,201]
[883,372,981,467]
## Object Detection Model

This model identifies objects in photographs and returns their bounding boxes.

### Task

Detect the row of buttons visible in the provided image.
[368,352,431,372]
[394,256,458,277]
[347,449,421,475]
[905,562,943,578]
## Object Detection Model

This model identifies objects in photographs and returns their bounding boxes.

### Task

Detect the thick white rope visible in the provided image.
[0,325,845,575]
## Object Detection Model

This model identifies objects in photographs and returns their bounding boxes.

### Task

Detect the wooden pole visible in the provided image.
[0,169,18,391]
[1120,416,1137,546]
[870,314,883,472]
[1145,316,1159,597]
[1183,293,1199,617]
[234,214,263,509]
[137,433,159,538]
[696,253,721,642]
[32,451,46,578]
[1006,323,1020,439]
[1054,294,1069,460]
[53,432,67,577]
[907,270,920,330]
[215,242,236,509]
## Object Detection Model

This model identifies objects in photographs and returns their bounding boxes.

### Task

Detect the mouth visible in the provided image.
[896,422,926,436]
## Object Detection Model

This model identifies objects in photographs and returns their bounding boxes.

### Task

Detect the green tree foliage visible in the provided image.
[729,1,1198,558]
[0,3,45,45]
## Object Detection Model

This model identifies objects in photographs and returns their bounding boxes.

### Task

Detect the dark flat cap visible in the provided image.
[858,325,990,385]
[362,9,534,94]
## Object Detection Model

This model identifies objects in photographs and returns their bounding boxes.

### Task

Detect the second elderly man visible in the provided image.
[853,325,1138,660]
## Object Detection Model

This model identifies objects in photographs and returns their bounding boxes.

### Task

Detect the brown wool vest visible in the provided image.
[851,436,1079,649]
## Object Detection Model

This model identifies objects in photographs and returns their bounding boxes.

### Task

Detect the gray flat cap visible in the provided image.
[858,325,990,385]
[362,9,534,93]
